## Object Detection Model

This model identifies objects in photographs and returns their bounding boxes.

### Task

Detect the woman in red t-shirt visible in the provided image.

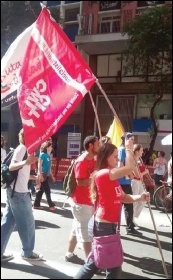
[74,139,150,279]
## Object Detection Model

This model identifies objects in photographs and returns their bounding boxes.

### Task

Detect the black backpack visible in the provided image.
[63,160,76,197]
[1,147,27,196]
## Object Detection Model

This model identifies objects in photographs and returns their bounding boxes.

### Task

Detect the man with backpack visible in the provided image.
[65,135,99,264]
[1,129,43,262]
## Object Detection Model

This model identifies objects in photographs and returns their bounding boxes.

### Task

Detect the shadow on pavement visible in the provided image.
[121,270,150,279]
[121,233,172,252]
[1,261,72,279]
[35,220,60,230]
[124,253,172,279]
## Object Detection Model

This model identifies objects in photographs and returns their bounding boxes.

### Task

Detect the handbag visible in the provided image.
[92,232,124,269]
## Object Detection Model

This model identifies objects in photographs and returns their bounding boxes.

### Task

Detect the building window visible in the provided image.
[65,8,79,21]
[65,1,80,3]
[98,13,120,33]
[95,95,135,134]
[47,1,61,6]
[64,24,78,41]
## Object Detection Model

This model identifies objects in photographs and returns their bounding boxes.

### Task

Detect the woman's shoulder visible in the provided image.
[95,169,110,179]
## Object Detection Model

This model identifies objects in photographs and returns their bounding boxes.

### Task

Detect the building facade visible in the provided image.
[1,1,172,160]
[75,0,172,159]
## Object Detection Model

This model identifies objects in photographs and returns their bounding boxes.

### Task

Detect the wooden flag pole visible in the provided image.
[133,157,169,279]
[96,80,124,133]
[88,91,102,141]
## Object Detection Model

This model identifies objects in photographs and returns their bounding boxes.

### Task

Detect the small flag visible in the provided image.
[106,118,125,147]
[1,23,34,107]
[18,8,96,154]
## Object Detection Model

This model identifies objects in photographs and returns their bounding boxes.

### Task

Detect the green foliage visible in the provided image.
[1,1,41,57]
[121,4,172,161]
[122,5,172,83]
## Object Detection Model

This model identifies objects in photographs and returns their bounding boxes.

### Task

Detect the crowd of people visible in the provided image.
[1,131,172,279]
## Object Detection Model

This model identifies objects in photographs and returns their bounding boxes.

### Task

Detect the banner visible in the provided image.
[18,8,96,154]
[106,118,125,147]
[1,24,34,107]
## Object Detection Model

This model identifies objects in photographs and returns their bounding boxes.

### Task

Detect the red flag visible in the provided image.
[18,8,96,154]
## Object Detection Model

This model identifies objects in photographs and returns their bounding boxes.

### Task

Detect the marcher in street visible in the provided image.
[153,151,167,188]
[65,135,99,264]
[1,129,43,262]
[118,133,142,236]
[1,135,7,163]
[131,144,150,225]
[33,141,56,211]
[74,140,150,279]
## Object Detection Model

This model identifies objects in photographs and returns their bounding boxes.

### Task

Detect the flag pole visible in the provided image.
[88,91,102,141]
[96,80,124,133]
[133,156,169,279]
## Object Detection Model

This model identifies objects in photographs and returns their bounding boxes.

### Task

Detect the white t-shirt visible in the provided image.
[10,144,30,193]
[1,148,6,163]
[167,158,172,183]
[154,158,167,175]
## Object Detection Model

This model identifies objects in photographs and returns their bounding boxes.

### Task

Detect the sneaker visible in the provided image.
[126,229,143,236]
[49,207,56,211]
[65,254,85,265]
[22,252,43,261]
[1,254,14,262]
[33,206,43,210]
[133,221,140,229]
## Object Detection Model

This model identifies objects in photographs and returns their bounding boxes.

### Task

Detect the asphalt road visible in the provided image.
[1,182,172,279]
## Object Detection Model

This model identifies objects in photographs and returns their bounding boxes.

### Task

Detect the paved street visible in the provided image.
[1,182,172,279]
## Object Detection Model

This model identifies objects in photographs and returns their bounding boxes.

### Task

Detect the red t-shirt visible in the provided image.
[72,153,96,206]
[134,162,146,179]
[95,169,122,223]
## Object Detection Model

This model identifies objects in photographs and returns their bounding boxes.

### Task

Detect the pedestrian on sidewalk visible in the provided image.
[74,140,150,279]
[1,129,43,262]
[33,141,56,211]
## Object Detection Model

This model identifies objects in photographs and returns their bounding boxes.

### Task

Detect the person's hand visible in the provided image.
[125,137,134,151]
[51,175,56,182]
[144,169,149,175]
[26,156,38,165]
[140,192,150,202]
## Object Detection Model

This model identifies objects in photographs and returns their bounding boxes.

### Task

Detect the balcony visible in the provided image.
[76,13,127,55]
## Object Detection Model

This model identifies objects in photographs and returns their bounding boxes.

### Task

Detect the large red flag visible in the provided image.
[18,8,96,154]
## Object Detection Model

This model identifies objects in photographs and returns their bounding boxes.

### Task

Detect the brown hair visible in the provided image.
[133,144,143,153]
[40,141,52,153]
[90,143,117,204]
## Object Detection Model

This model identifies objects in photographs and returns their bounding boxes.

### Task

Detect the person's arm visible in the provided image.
[110,138,135,180]
[9,156,38,171]
[37,157,44,183]
[122,190,150,204]
[153,158,157,168]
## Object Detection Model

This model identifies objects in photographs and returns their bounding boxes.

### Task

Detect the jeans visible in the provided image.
[1,188,35,257]
[74,221,122,279]
[120,184,134,231]
[33,177,55,207]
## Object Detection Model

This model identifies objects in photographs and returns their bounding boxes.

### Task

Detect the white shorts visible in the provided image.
[70,203,93,242]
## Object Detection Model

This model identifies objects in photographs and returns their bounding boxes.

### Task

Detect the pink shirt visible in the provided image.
[95,169,122,223]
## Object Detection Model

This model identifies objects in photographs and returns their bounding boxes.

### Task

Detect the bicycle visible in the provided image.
[153,182,172,212]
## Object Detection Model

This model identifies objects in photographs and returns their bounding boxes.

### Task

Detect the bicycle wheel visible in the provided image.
[153,186,172,212]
